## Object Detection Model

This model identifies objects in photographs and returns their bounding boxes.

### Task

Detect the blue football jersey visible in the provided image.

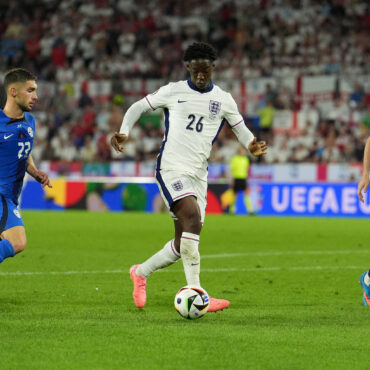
[0,109,35,204]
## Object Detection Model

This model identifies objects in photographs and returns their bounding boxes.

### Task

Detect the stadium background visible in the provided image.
[1,0,370,216]
[2,2,370,369]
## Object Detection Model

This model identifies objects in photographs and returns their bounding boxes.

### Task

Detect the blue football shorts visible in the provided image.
[0,195,24,234]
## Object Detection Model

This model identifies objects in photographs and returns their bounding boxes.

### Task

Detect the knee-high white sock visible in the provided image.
[180,232,200,287]
[136,240,180,278]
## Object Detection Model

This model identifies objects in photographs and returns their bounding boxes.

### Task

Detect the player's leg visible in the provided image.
[0,196,26,264]
[173,219,183,252]
[129,172,186,308]
[130,212,182,308]
[359,269,370,306]
[136,238,180,278]
[130,233,181,308]
[0,227,26,263]
[173,195,229,312]
[1,226,26,253]
[172,196,202,287]
[0,236,16,263]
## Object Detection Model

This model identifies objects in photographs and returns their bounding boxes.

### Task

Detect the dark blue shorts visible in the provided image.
[0,195,24,233]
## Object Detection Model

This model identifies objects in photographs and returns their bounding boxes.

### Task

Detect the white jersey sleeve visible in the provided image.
[119,98,150,136]
[119,83,173,136]
[144,83,173,110]
[223,93,255,149]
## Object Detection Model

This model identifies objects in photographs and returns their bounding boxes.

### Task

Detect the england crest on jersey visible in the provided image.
[209,100,221,115]
[171,180,183,191]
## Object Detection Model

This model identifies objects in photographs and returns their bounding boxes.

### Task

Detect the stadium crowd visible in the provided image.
[1,0,370,167]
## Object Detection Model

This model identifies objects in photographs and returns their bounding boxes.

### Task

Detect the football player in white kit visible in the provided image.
[357,135,370,306]
[111,42,267,312]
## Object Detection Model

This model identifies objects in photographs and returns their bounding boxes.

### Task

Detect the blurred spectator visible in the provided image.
[80,135,97,162]
[78,86,93,109]
[349,83,365,108]
[51,39,67,67]
[1,35,23,64]
[81,104,96,137]
[326,99,350,126]
[97,133,111,161]
[123,137,137,161]
[137,122,162,160]
[360,105,370,138]
[290,144,310,163]
[25,32,41,60]
[31,138,45,164]
[321,142,342,163]
[302,101,320,128]
[274,137,292,163]
[4,17,26,39]
[276,86,294,110]
[258,101,275,140]
[59,138,79,162]
[263,84,278,106]
[96,104,110,132]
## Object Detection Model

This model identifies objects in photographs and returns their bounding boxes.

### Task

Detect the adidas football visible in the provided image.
[174,287,209,320]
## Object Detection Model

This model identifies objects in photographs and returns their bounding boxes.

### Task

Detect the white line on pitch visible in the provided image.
[201,250,370,259]
[0,265,365,277]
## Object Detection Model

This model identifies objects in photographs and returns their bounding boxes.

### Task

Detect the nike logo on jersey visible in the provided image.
[178,99,187,103]
[4,134,14,139]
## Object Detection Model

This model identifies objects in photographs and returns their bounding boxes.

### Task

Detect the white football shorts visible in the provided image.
[155,170,207,223]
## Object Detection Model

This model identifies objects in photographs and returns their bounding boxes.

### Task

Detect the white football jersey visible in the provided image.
[145,79,253,180]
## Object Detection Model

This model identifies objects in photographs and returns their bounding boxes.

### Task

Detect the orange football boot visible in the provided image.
[129,265,147,308]
[208,297,230,312]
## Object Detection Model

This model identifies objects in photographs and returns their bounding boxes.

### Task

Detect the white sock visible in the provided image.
[180,232,200,287]
[136,240,180,278]
[364,270,370,286]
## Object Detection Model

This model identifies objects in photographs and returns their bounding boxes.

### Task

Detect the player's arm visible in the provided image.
[358,136,370,203]
[111,98,151,153]
[231,123,267,156]
[224,94,267,156]
[112,84,172,153]
[26,155,52,188]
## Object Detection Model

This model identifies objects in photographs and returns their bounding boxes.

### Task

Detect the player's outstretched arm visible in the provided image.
[358,136,370,203]
[112,97,152,154]
[248,137,267,156]
[228,115,267,157]
[111,132,128,153]
[26,155,52,188]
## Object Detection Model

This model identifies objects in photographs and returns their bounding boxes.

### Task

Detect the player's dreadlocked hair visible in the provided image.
[183,42,218,62]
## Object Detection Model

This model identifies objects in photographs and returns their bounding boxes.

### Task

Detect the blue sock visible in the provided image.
[0,239,16,263]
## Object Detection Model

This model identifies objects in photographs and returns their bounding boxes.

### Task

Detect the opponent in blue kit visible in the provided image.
[0,68,51,264]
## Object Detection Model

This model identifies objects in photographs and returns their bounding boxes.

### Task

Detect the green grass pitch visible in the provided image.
[0,211,369,370]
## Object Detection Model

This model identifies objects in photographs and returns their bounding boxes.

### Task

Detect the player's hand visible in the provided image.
[35,171,52,188]
[248,137,267,156]
[358,175,369,203]
[111,132,127,153]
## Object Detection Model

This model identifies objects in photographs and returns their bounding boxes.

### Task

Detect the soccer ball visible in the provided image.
[174,287,209,320]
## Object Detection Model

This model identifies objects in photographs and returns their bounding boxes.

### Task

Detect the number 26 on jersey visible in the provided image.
[186,114,204,133]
